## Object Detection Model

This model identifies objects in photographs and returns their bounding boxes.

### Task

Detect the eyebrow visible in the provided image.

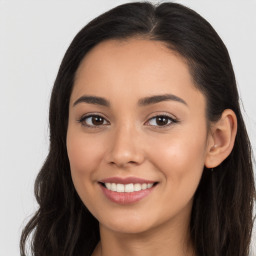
[73,93,187,107]
[138,94,188,106]
[73,96,110,107]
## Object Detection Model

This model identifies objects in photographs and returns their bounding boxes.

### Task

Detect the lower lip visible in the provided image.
[100,184,156,204]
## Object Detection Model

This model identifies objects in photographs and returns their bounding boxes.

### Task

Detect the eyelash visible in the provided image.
[145,114,179,128]
[78,114,179,129]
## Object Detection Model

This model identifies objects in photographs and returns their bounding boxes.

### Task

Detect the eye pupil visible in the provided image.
[92,116,104,125]
[156,116,169,126]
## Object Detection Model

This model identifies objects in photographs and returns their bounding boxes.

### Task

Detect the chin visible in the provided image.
[100,215,155,234]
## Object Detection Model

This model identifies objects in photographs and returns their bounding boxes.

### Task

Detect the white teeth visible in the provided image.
[104,182,155,192]
[134,183,142,191]
[105,183,111,190]
[111,183,117,191]
[142,183,147,190]
[124,183,134,192]
[116,184,125,192]
[147,183,153,188]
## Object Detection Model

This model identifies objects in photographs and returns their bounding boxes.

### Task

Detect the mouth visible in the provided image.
[98,177,159,204]
[99,182,158,193]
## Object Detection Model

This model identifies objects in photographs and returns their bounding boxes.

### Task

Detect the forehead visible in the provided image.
[72,38,205,111]
[75,38,192,88]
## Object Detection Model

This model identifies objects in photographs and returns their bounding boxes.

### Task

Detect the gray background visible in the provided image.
[0,0,255,255]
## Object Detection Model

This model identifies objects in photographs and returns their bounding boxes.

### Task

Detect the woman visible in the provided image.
[20,2,255,256]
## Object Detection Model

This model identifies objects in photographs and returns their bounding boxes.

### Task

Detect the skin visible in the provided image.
[66,38,237,256]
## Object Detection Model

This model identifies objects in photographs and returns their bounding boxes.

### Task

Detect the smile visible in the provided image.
[104,182,154,192]
[98,177,158,204]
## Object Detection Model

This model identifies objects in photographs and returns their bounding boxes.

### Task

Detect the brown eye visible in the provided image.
[91,116,104,125]
[147,115,176,127]
[79,115,108,127]
[155,116,169,126]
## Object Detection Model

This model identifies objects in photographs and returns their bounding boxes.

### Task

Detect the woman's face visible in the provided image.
[67,38,210,234]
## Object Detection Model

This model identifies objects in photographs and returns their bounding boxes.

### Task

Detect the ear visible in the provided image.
[205,109,237,168]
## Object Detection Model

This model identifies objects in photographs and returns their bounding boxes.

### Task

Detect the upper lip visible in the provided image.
[99,177,157,184]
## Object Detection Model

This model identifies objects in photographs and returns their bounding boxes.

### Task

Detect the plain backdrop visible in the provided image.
[0,0,255,255]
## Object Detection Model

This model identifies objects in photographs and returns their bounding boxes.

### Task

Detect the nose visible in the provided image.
[105,124,145,168]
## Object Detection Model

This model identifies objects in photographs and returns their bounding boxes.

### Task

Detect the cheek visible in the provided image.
[148,133,207,218]
[170,138,205,170]
[66,129,106,211]
[150,128,207,188]
[67,130,103,175]
[66,128,106,204]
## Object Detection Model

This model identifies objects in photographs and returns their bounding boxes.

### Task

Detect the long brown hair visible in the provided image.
[20,2,255,255]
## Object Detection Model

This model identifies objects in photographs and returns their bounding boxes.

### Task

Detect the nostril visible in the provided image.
[128,161,138,164]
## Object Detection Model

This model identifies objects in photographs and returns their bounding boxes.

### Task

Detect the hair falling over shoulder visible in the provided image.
[20,2,255,256]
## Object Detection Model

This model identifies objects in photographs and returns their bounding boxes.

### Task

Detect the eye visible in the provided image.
[146,115,177,127]
[78,114,109,127]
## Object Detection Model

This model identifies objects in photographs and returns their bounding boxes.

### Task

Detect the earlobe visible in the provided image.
[205,109,237,168]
